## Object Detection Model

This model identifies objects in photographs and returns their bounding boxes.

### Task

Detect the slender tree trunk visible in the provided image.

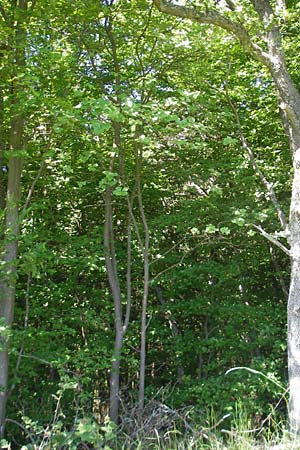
[104,186,123,423]
[136,146,150,414]
[0,0,26,437]
[0,93,6,212]
[109,330,124,423]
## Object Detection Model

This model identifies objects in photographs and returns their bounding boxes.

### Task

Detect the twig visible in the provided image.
[20,354,81,377]
[149,237,186,266]
[151,241,204,281]
[22,159,45,212]
[8,272,31,397]
[226,366,285,390]
[5,418,36,444]
[124,216,132,332]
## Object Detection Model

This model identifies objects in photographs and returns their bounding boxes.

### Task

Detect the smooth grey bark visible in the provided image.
[153,0,300,432]
[0,93,6,212]
[137,177,149,413]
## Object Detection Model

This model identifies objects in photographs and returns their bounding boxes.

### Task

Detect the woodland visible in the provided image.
[1,0,300,448]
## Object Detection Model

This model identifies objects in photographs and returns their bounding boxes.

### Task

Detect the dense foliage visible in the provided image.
[1,0,298,447]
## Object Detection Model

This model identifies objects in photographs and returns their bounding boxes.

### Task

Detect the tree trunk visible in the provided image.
[0,93,6,212]
[109,330,124,423]
[0,0,26,437]
[104,186,123,423]
[287,152,300,433]
[266,27,300,434]
[136,145,150,414]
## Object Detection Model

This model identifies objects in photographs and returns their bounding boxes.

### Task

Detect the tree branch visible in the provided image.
[253,224,290,256]
[153,0,271,67]
[22,159,45,213]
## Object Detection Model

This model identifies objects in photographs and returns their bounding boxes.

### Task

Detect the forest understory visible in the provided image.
[1,0,300,448]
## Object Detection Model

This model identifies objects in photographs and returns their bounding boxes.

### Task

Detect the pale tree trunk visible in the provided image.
[287,152,300,432]
[137,152,150,413]
[257,7,300,432]
[0,0,26,437]
[152,0,300,432]
[0,92,6,212]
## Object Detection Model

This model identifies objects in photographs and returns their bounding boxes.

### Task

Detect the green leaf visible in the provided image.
[91,120,110,135]
[223,136,238,146]
[232,217,245,227]
[205,224,218,234]
[220,226,231,235]
[113,186,128,197]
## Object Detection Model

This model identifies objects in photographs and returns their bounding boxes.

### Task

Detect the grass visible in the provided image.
[4,398,300,449]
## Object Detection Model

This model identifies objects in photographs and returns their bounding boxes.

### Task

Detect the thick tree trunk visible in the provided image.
[287,151,300,433]
[267,32,300,434]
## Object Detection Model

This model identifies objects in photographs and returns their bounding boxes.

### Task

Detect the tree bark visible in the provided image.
[104,185,123,423]
[0,0,26,437]
[0,93,6,212]
[133,139,150,415]
[109,330,124,423]
[152,0,300,432]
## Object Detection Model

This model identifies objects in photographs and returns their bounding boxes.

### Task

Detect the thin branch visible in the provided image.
[8,272,31,397]
[127,194,144,252]
[136,140,150,413]
[20,353,81,377]
[253,224,290,256]
[22,159,45,212]
[5,418,36,444]
[149,237,185,266]
[151,238,217,282]
[124,218,132,332]
[20,354,55,366]
[224,79,288,232]
[152,258,185,282]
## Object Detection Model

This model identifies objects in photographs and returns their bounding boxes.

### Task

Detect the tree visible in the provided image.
[0,0,27,437]
[153,0,300,432]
